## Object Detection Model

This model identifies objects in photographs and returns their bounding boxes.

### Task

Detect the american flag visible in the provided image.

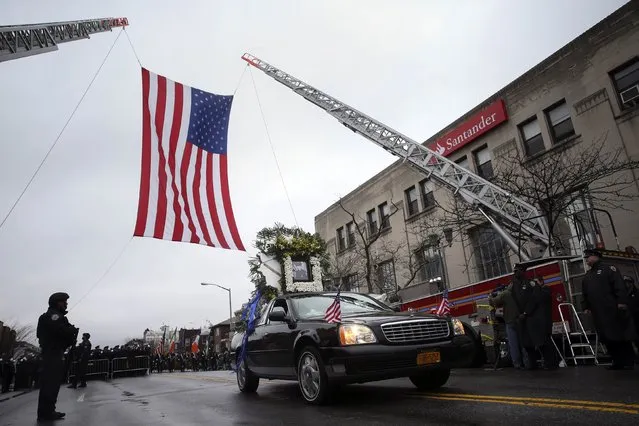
[434,289,451,316]
[324,290,342,323]
[134,68,245,251]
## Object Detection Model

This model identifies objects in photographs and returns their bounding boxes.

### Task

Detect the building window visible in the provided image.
[366,209,378,236]
[415,245,446,290]
[474,146,493,179]
[546,100,575,143]
[376,260,396,292]
[378,202,390,230]
[405,185,419,216]
[419,179,435,210]
[455,156,470,169]
[611,58,639,109]
[520,117,545,157]
[471,226,512,281]
[336,227,345,251]
[346,221,356,247]
[342,274,362,292]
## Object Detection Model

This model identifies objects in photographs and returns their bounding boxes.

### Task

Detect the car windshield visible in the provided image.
[291,293,392,320]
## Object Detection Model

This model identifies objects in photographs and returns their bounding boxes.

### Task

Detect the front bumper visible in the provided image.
[319,335,475,384]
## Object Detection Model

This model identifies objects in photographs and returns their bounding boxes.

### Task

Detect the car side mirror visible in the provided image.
[268,307,287,322]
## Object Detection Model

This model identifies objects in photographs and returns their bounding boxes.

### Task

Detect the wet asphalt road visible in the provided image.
[1,366,638,425]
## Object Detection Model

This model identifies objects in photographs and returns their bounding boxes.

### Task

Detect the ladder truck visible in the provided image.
[0,17,129,63]
[240,53,639,366]
[241,53,550,262]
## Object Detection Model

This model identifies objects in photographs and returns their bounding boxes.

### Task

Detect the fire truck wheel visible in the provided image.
[409,368,451,391]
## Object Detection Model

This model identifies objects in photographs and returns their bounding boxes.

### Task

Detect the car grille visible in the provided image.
[380,319,450,343]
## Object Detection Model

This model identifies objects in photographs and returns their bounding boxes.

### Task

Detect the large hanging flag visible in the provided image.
[134,68,245,251]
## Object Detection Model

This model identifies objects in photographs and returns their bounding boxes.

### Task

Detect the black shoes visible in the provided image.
[37,411,65,421]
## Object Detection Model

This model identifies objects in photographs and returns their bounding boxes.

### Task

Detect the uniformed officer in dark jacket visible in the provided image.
[581,249,635,370]
[69,333,92,389]
[36,292,79,421]
[623,275,639,360]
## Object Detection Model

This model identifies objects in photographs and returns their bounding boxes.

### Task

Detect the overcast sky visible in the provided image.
[0,0,629,347]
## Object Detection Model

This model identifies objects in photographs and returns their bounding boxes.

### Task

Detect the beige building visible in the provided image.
[314,1,639,303]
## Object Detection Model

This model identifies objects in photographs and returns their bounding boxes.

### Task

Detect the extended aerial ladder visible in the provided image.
[0,17,129,63]
[241,53,550,261]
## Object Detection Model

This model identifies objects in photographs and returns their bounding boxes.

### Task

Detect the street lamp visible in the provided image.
[201,282,234,338]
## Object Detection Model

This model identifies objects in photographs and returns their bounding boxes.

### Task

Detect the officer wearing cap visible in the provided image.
[36,292,79,421]
[581,249,635,370]
[69,333,92,389]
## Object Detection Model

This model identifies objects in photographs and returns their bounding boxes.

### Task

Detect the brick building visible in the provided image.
[315,1,639,303]
[210,319,231,353]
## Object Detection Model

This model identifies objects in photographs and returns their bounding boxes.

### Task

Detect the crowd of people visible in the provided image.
[489,249,639,371]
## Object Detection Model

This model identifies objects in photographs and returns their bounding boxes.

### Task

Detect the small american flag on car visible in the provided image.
[324,289,342,323]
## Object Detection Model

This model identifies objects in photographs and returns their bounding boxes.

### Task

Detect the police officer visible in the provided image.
[69,333,92,389]
[36,292,79,421]
[581,249,635,370]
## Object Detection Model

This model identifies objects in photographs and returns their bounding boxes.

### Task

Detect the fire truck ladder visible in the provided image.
[0,17,129,63]
[241,53,550,260]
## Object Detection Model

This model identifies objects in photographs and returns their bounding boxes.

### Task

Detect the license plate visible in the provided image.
[416,351,441,365]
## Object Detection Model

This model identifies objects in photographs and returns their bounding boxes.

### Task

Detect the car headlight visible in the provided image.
[452,318,466,335]
[338,324,377,345]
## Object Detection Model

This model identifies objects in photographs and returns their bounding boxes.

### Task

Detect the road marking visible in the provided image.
[417,393,639,415]
[77,393,85,402]
[159,374,235,384]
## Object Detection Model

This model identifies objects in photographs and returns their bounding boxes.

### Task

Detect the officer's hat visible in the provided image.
[583,248,603,258]
[48,292,70,306]
[83,333,91,339]
[513,263,527,271]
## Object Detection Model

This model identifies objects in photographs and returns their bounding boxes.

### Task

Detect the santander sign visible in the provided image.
[426,99,508,157]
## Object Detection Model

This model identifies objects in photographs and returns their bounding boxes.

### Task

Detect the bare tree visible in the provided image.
[400,212,449,289]
[5,320,37,345]
[423,134,639,263]
[493,134,639,255]
[335,196,402,293]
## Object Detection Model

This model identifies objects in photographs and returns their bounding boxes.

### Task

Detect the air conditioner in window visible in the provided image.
[620,84,639,105]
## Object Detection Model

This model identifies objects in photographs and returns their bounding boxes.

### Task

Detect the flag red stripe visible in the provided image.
[219,155,245,251]
[153,76,168,239]
[205,155,228,249]
[179,142,199,243]
[134,68,152,236]
[168,83,185,241]
[192,150,213,246]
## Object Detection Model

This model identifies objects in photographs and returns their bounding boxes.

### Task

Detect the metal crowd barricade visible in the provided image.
[67,358,110,381]
[111,355,150,378]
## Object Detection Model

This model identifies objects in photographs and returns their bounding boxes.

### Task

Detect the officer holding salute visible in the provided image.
[36,292,79,421]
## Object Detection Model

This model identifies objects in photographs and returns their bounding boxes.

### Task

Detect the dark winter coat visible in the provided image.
[581,261,636,342]
[512,278,547,348]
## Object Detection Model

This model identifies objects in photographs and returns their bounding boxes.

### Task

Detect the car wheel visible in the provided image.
[409,368,451,391]
[297,346,331,405]
[236,354,259,393]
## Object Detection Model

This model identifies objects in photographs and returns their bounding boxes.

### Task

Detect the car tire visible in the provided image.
[236,354,259,393]
[409,368,451,391]
[296,346,331,405]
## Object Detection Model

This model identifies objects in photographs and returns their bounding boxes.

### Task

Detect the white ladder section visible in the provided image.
[558,303,598,366]
[241,53,551,260]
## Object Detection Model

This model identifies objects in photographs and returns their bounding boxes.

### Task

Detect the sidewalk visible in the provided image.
[0,388,32,403]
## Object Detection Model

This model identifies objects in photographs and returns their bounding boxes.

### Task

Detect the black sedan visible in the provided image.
[231,291,476,405]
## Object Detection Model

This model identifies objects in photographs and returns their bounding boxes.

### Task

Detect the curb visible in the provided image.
[0,390,31,403]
